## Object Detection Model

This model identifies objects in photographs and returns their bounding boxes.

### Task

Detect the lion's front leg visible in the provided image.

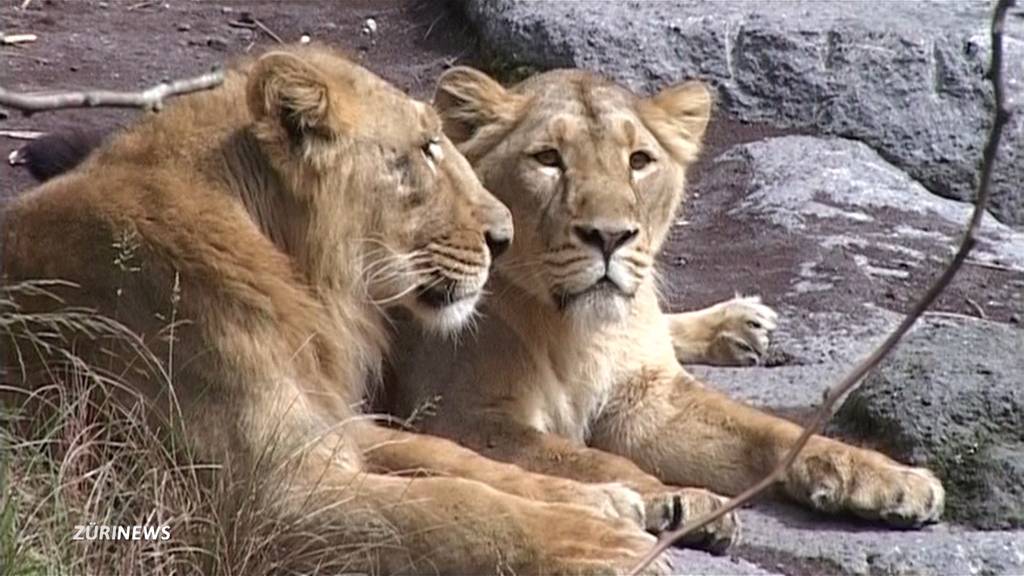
[421,414,740,552]
[668,295,777,366]
[354,422,652,529]
[593,371,944,527]
[295,460,668,575]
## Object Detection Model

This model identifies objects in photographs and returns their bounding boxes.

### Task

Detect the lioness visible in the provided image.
[385,67,946,537]
[2,46,673,574]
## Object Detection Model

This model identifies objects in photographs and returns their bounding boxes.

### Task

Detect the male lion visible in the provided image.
[384,67,946,545]
[2,46,674,574]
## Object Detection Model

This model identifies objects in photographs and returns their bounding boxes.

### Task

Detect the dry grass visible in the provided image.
[0,281,396,576]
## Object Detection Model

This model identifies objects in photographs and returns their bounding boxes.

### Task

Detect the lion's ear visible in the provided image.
[247,52,340,144]
[638,81,713,162]
[433,66,520,144]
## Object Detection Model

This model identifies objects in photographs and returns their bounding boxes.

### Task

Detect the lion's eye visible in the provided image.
[422,137,443,167]
[533,149,563,169]
[629,151,653,171]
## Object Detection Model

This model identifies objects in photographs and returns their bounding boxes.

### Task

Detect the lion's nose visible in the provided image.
[573,225,638,260]
[485,229,512,259]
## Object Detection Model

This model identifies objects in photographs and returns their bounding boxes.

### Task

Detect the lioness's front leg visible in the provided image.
[668,295,777,366]
[425,414,740,553]
[591,370,945,527]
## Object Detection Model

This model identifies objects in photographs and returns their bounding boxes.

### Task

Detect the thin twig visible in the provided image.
[0,69,224,114]
[963,258,1024,274]
[423,13,445,40]
[965,297,987,319]
[628,0,1014,572]
[924,310,989,322]
[251,17,285,44]
[0,129,44,140]
[1,33,38,45]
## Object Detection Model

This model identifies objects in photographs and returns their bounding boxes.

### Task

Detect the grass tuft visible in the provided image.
[1,280,395,575]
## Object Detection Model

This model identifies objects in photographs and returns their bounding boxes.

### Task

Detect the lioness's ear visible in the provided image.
[247,52,340,143]
[638,81,713,163]
[433,66,520,144]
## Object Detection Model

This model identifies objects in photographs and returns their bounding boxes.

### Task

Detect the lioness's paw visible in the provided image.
[644,488,739,555]
[789,443,945,527]
[844,463,945,527]
[705,295,778,366]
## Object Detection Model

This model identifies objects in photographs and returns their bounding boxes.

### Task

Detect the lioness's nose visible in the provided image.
[573,225,638,260]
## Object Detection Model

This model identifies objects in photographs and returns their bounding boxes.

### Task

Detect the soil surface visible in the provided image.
[1,0,483,199]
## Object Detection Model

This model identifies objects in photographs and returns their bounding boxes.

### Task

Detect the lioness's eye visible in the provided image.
[629,151,653,171]
[533,149,563,169]
[422,137,443,166]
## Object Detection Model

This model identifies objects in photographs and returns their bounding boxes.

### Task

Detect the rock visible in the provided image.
[205,35,229,50]
[665,136,1024,387]
[458,0,1024,226]
[832,315,1024,529]
[737,501,1024,575]
[667,549,782,575]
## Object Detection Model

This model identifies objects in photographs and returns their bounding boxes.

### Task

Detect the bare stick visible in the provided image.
[0,129,44,140]
[965,297,987,319]
[1,33,38,45]
[253,18,285,44]
[0,69,224,114]
[628,1,1014,573]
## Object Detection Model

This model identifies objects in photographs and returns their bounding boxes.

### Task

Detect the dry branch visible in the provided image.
[0,69,224,114]
[628,0,1014,573]
[1,33,38,45]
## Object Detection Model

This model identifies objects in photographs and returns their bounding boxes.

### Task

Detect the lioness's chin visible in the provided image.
[409,293,481,335]
[556,289,631,325]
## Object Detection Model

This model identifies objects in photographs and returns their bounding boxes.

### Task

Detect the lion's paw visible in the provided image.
[644,488,740,555]
[704,295,778,366]
[578,482,648,528]
[527,502,666,575]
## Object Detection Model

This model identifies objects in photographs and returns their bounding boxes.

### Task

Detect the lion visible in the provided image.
[383,66,946,543]
[1,46,679,574]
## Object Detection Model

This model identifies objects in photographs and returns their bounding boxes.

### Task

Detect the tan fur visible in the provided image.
[668,295,778,366]
[1,47,671,574]
[386,68,946,549]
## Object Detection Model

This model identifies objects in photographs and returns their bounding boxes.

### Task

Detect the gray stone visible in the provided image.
[832,315,1024,530]
[459,0,1024,226]
[737,501,1024,576]
[669,136,1024,397]
[666,549,783,576]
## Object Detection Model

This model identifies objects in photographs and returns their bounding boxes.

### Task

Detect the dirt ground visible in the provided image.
[1,0,482,197]
[2,0,1018,326]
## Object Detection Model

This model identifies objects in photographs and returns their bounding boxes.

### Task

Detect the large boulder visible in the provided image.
[459,0,1024,226]
[833,315,1024,530]
[664,135,1024,381]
